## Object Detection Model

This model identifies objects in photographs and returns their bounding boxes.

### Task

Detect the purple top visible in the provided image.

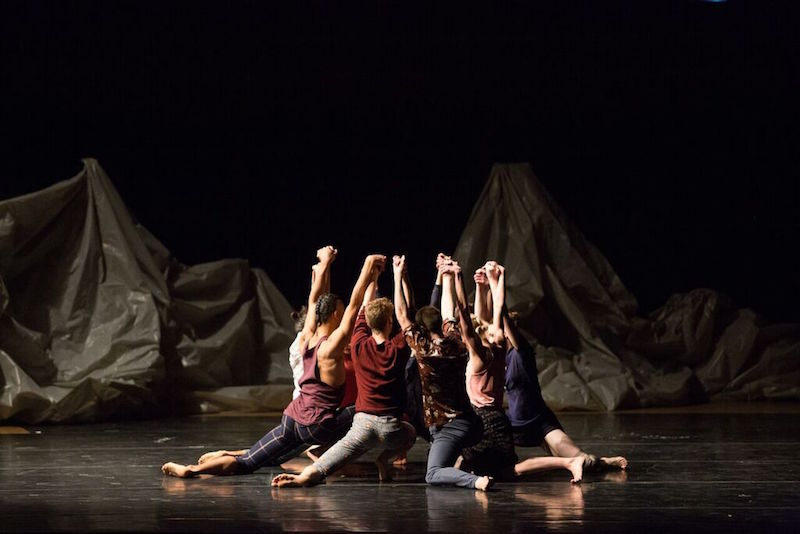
[504,335,547,427]
[283,335,344,426]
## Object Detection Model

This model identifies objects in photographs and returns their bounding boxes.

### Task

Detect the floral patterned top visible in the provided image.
[404,319,473,429]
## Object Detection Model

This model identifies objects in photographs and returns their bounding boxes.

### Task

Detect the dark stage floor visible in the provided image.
[2,405,799,533]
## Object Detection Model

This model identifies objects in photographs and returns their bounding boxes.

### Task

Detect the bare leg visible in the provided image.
[271,464,324,488]
[198,449,245,465]
[161,455,243,478]
[544,430,627,472]
[543,429,584,458]
[543,430,601,470]
[514,455,584,483]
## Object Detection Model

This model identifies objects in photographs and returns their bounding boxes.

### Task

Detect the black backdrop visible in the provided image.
[1,1,798,322]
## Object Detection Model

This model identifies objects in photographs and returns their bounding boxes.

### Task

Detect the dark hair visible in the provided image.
[316,293,342,326]
[415,305,443,335]
[289,305,308,333]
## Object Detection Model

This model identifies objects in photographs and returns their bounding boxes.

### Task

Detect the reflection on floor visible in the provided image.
[1,405,799,532]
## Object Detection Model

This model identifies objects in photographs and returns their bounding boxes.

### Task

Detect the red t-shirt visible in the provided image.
[350,309,410,417]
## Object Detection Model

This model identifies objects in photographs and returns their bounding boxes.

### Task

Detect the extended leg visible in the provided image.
[272,412,375,488]
[425,417,492,491]
[542,429,584,458]
[543,429,627,472]
[162,415,303,478]
[514,455,585,483]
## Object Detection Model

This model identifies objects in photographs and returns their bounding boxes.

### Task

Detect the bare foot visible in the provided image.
[567,456,584,484]
[474,476,494,492]
[375,457,393,482]
[271,473,308,488]
[599,456,628,470]
[198,450,226,464]
[161,462,196,478]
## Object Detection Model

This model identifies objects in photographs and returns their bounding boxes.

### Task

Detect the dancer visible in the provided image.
[403,254,448,444]
[271,255,416,487]
[450,260,520,481]
[402,255,492,491]
[494,262,628,479]
[290,259,358,462]
[463,261,587,482]
[160,250,383,478]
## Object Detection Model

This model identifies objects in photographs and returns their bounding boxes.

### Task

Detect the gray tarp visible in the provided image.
[453,163,800,410]
[2,160,797,422]
[0,159,294,423]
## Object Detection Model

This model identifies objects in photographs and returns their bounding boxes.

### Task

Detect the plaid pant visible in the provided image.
[235,406,355,473]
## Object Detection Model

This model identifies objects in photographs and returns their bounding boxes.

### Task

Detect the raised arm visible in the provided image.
[363,279,379,308]
[393,255,413,331]
[485,262,507,349]
[440,264,456,322]
[429,253,448,307]
[300,246,337,346]
[319,254,386,358]
[473,267,492,325]
[450,263,488,367]
[402,269,416,314]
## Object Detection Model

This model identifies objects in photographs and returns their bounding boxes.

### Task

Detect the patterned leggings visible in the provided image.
[235,406,355,473]
[461,406,518,478]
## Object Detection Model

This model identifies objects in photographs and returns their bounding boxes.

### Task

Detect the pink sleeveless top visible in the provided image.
[283,336,344,425]
[466,344,507,409]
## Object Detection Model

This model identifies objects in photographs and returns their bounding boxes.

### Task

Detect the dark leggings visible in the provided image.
[236,406,355,473]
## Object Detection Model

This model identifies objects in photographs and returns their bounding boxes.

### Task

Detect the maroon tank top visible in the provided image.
[283,335,344,426]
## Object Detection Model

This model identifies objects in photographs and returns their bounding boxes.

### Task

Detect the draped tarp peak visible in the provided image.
[453,163,800,410]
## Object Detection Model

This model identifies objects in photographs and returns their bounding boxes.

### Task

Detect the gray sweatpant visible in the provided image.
[314,412,414,477]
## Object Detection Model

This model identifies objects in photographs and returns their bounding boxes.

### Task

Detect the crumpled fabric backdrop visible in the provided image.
[453,163,800,410]
[0,159,294,423]
[2,160,797,423]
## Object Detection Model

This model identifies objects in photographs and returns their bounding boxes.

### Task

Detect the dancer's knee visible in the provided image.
[425,469,436,484]
[425,466,442,485]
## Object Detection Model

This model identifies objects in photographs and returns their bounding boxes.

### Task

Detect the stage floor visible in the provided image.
[2,404,799,532]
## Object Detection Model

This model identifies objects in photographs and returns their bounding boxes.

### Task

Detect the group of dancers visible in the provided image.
[161,246,627,490]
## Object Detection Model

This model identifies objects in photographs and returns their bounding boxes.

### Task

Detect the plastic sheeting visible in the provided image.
[453,163,800,410]
[0,159,295,423]
[3,160,796,422]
